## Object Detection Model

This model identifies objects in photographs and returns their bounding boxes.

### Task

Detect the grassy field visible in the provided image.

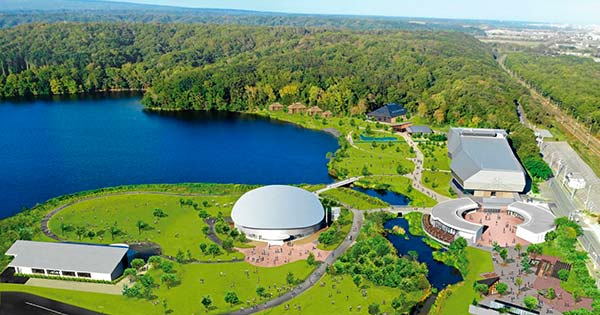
[418,141,450,171]
[331,136,415,177]
[403,212,425,236]
[258,273,424,315]
[358,176,437,207]
[259,110,363,138]
[148,261,314,314]
[47,193,244,260]
[320,188,389,210]
[430,247,494,315]
[422,170,454,198]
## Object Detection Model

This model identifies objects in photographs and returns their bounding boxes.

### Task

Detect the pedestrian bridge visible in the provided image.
[314,176,362,195]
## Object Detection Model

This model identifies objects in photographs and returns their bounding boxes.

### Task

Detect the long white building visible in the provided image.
[448,128,526,197]
[231,185,325,245]
[5,240,129,281]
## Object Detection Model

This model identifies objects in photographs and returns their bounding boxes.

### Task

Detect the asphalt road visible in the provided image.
[0,292,104,315]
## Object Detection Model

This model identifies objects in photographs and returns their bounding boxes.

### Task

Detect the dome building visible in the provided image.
[231,185,325,245]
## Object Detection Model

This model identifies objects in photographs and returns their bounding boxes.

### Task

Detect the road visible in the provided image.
[0,292,104,315]
[229,209,364,315]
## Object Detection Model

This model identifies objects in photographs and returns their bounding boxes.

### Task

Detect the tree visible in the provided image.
[523,296,538,310]
[153,208,168,219]
[526,244,542,256]
[515,277,523,294]
[499,248,508,263]
[110,225,122,240]
[521,257,531,273]
[515,243,522,256]
[224,291,239,307]
[286,272,296,285]
[136,220,149,235]
[140,273,155,289]
[557,269,569,281]
[75,226,87,240]
[160,273,180,289]
[123,268,137,282]
[368,303,380,315]
[474,283,489,296]
[222,238,234,251]
[496,282,508,295]
[201,295,212,312]
[307,252,316,266]
[199,242,208,254]
[546,287,556,300]
[176,249,186,263]
[148,256,162,269]
[131,258,145,271]
[207,244,222,257]
[318,229,336,246]
[391,293,407,312]
[256,286,268,299]
[361,165,371,176]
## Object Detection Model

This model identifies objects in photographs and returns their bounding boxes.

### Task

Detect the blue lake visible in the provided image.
[0,93,338,219]
[384,218,462,290]
[351,186,410,205]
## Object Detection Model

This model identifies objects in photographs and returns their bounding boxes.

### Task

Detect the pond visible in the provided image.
[0,93,338,219]
[384,218,462,290]
[351,186,410,206]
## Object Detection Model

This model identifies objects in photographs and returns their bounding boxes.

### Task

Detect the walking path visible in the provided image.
[229,209,364,315]
[397,132,450,202]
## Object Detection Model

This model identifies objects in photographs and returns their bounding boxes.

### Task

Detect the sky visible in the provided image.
[106,0,599,25]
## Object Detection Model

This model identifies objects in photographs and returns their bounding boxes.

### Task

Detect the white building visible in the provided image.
[5,240,129,281]
[448,128,526,197]
[231,185,325,245]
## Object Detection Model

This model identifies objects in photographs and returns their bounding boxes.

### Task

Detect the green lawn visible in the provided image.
[148,261,314,314]
[418,141,450,171]
[320,188,389,210]
[331,138,415,178]
[259,273,425,315]
[259,110,364,138]
[422,170,454,198]
[403,212,425,236]
[358,176,437,207]
[431,247,494,315]
[46,193,244,260]
[0,284,158,315]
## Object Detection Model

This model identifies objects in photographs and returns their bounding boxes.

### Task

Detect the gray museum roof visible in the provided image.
[430,198,482,232]
[406,125,432,134]
[231,185,324,230]
[6,240,128,274]
[508,202,556,234]
[448,128,525,188]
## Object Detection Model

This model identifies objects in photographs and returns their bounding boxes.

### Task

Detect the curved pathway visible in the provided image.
[397,132,450,202]
[229,209,364,315]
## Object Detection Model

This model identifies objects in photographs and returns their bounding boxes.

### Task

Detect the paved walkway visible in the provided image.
[229,209,364,315]
[397,132,450,202]
[25,278,122,295]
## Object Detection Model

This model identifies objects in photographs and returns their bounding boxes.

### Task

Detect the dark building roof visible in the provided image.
[477,276,500,287]
[367,103,407,118]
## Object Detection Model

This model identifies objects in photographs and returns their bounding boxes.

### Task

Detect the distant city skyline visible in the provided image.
[106,0,599,25]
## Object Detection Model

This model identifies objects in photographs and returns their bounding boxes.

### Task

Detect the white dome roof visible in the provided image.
[231,185,324,229]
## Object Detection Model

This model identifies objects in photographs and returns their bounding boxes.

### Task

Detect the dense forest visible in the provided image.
[505,53,600,127]
[1,23,519,125]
